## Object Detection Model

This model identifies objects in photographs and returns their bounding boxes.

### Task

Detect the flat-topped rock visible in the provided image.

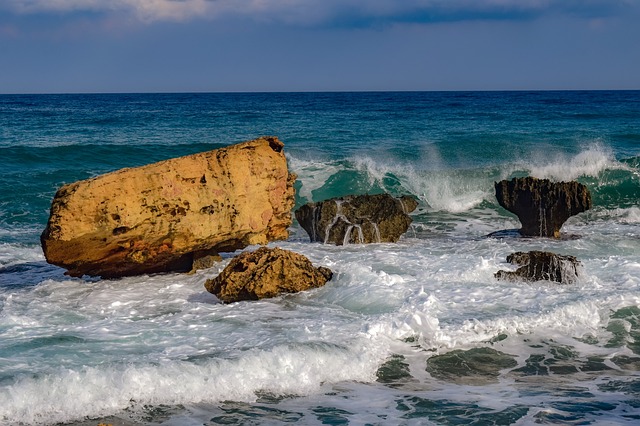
[295,194,418,245]
[495,177,592,238]
[41,137,296,278]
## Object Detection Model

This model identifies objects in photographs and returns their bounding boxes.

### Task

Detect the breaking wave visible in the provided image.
[288,143,638,213]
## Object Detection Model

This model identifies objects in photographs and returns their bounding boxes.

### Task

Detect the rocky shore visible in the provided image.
[41,136,596,302]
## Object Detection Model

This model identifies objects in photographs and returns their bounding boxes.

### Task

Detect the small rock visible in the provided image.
[495,250,581,284]
[204,247,332,303]
[295,194,418,245]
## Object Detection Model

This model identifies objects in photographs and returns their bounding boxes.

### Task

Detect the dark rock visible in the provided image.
[495,251,581,284]
[427,347,517,385]
[494,177,592,238]
[295,194,418,245]
[376,354,416,387]
[204,247,332,303]
[189,249,223,273]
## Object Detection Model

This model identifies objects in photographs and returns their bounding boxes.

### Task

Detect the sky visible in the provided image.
[0,0,639,93]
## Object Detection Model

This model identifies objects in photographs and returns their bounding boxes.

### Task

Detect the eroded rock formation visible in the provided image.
[494,250,581,284]
[494,177,592,238]
[295,194,418,245]
[41,137,296,278]
[204,247,333,303]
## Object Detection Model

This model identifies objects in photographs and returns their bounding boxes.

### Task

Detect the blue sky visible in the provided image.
[1,0,639,93]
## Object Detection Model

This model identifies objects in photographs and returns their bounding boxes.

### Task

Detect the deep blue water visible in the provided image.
[0,91,639,425]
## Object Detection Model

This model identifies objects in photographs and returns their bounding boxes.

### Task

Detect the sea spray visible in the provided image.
[524,143,616,182]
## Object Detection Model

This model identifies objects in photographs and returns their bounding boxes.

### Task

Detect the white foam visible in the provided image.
[619,206,640,223]
[0,341,383,425]
[0,243,44,267]
[523,143,620,181]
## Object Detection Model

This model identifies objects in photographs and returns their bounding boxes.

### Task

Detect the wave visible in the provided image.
[287,143,638,213]
[0,341,382,425]
[0,243,43,268]
[288,155,495,213]
[517,144,617,182]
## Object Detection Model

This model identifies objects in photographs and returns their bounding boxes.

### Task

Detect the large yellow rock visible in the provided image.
[41,137,296,278]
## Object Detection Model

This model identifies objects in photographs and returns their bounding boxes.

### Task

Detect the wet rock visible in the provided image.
[494,177,592,238]
[204,247,332,303]
[189,249,223,274]
[41,137,296,278]
[494,251,580,284]
[376,354,417,387]
[426,347,517,385]
[295,194,418,245]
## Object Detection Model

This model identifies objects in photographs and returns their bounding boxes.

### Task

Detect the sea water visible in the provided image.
[0,91,639,425]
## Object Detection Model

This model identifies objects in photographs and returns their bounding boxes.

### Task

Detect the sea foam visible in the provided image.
[0,341,383,425]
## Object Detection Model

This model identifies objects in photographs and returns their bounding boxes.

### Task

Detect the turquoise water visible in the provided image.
[1,91,639,425]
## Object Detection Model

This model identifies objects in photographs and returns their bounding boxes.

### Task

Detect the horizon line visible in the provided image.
[1,88,640,96]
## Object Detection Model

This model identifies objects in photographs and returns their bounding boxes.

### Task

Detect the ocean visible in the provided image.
[0,91,639,425]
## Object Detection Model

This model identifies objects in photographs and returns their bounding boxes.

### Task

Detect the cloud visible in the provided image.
[1,0,635,25]
[3,0,210,22]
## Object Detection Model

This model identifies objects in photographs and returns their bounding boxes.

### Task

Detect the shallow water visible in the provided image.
[1,91,639,425]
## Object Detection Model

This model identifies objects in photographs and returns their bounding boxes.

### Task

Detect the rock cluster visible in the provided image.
[494,177,592,238]
[40,132,597,302]
[41,136,296,278]
[204,247,333,303]
[295,194,418,245]
[494,250,581,284]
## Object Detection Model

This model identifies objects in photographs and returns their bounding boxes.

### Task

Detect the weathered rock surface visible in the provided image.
[41,137,296,278]
[495,250,581,284]
[427,347,517,385]
[204,247,332,303]
[295,194,418,245]
[494,177,592,238]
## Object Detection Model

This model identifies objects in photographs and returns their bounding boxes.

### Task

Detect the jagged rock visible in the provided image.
[204,247,332,303]
[427,347,517,385]
[295,194,418,245]
[41,137,296,278]
[495,251,581,284]
[494,177,592,238]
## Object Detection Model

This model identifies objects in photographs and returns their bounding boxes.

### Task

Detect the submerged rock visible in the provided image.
[427,347,517,385]
[204,247,332,303]
[494,250,581,284]
[376,354,416,387]
[295,194,418,245]
[41,137,296,278]
[494,177,592,238]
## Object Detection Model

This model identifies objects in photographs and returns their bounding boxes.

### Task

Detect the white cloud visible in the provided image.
[5,0,210,22]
